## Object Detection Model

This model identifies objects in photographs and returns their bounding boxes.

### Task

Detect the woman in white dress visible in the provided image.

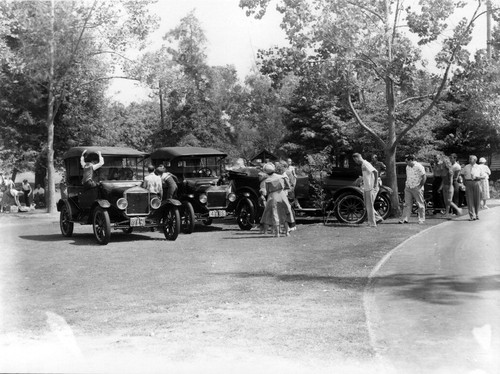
[259,163,295,237]
[478,157,491,209]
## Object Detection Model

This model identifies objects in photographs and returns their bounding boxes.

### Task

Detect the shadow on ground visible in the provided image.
[214,271,500,305]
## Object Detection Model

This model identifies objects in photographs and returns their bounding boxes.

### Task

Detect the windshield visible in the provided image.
[159,156,224,178]
[98,156,146,181]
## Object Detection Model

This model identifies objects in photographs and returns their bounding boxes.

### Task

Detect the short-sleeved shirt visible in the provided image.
[34,187,45,195]
[361,160,377,191]
[405,162,426,189]
[143,173,163,195]
[461,164,482,180]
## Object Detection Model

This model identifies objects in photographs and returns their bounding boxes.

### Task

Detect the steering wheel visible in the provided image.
[196,167,212,177]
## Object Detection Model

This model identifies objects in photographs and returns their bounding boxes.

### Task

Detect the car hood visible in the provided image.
[101,181,144,195]
[183,178,220,192]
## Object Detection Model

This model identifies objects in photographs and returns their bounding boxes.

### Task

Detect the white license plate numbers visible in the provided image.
[209,210,226,218]
[130,217,146,227]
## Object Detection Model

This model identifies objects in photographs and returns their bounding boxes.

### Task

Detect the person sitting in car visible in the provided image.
[80,149,104,189]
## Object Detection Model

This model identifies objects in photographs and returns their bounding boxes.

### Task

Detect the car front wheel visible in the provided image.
[375,193,391,220]
[93,207,111,245]
[237,198,255,230]
[162,207,180,241]
[59,203,74,237]
[181,201,195,234]
[335,193,366,224]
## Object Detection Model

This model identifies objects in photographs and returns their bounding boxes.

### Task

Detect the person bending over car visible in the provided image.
[80,149,104,189]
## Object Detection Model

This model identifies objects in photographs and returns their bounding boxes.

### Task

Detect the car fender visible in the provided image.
[57,199,79,220]
[331,186,364,201]
[95,199,111,209]
[162,198,182,207]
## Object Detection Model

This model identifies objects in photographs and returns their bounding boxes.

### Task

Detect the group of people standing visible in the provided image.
[402,153,491,224]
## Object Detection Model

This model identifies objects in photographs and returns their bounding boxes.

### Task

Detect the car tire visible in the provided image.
[162,207,180,241]
[181,201,195,234]
[93,207,111,245]
[237,198,255,230]
[375,193,391,220]
[121,228,133,234]
[202,218,213,226]
[59,203,74,237]
[334,192,366,224]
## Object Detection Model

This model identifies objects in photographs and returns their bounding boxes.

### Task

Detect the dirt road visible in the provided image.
[0,212,448,373]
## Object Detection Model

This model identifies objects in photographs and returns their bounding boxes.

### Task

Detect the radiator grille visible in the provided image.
[206,190,227,209]
[126,192,150,215]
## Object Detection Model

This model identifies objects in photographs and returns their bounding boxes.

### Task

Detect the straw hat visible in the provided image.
[479,157,487,164]
[263,163,275,174]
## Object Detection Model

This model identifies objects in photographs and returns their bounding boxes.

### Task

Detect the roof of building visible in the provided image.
[150,147,227,160]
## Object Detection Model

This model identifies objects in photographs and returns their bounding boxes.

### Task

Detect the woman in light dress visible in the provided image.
[440,156,463,219]
[478,157,491,209]
[259,163,295,237]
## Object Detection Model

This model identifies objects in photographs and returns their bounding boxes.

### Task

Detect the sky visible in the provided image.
[108,0,492,105]
[108,0,288,103]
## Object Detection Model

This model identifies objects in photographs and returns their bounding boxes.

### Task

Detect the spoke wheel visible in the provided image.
[59,203,74,237]
[121,227,133,234]
[162,207,180,241]
[202,218,213,226]
[181,201,195,234]
[93,207,111,245]
[335,193,366,224]
[237,198,255,230]
[375,193,391,220]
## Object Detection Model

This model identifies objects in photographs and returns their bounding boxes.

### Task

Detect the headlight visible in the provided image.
[199,193,207,204]
[228,193,236,202]
[117,198,128,210]
[150,197,161,209]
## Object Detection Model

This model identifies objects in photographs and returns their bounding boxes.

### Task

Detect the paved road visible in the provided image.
[365,207,500,374]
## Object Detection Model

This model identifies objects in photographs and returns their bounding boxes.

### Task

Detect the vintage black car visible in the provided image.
[57,146,181,245]
[227,166,393,229]
[150,147,236,233]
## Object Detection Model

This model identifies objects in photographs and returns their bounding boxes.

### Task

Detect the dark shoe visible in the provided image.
[376,219,383,224]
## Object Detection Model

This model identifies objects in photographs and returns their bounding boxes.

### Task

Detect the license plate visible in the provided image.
[209,210,226,218]
[130,217,146,227]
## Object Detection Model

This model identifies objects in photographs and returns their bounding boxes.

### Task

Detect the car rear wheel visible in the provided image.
[335,193,366,224]
[375,193,391,220]
[121,228,133,234]
[93,207,111,245]
[59,203,74,237]
[237,198,255,230]
[162,207,180,241]
[202,218,213,226]
[181,201,195,234]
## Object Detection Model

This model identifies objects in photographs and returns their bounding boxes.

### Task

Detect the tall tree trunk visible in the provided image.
[46,0,57,213]
[384,0,400,216]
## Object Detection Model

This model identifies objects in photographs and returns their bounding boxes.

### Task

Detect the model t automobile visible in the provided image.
[227,166,393,230]
[57,146,181,245]
[150,147,236,233]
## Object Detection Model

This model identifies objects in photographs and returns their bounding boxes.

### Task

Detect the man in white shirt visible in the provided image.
[460,155,484,220]
[399,154,427,224]
[353,153,383,227]
[143,164,163,199]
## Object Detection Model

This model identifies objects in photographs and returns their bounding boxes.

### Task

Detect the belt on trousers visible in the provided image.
[464,179,479,182]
